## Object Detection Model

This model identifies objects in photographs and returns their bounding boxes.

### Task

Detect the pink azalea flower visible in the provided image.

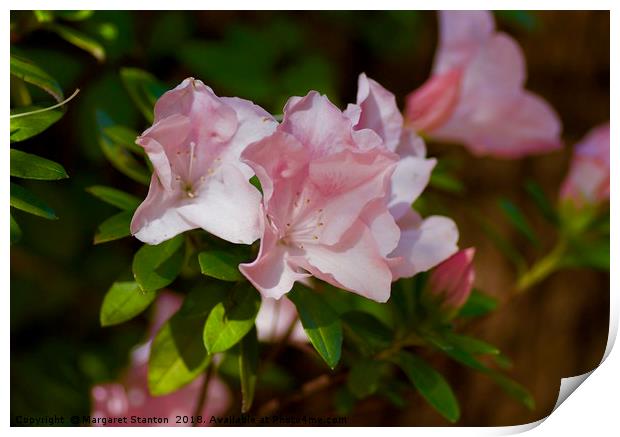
[91,292,231,426]
[255,297,307,343]
[240,91,400,302]
[350,74,460,280]
[426,247,476,315]
[560,122,610,207]
[405,11,562,158]
[131,78,277,245]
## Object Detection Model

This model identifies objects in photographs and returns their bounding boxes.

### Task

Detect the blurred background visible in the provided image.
[10,11,609,426]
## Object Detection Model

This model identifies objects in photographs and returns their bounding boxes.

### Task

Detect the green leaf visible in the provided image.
[86,185,140,211]
[100,281,157,327]
[178,284,228,318]
[46,23,105,61]
[33,11,55,23]
[149,313,210,396]
[524,180,559,224]
[347,359,383,399]
[426,334,535,410]
[10,107,63,142]
[239,327,259,413]
[474,212,527,274]
[498,198,539,247]
[10,54,63,102]
[97,111,150,185]
[55,10,94,21]
[441,333,499,356]
[94,210,133,244]
[288,285,343,369]
[10,214,22,244]
[133,235,185,292]
[392,351,460,423]
[341,311,392,356]
[198,250,244,282]
[430,171,464,194]
[10,182,57,220]
[203,284,261,354]
[102,125,142,154]
[458,289,498,318]
[120,68,168,123]
[10,149,68,180]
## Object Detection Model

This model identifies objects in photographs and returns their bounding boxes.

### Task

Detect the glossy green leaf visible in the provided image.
[426,334,534,410]
[133,235,185,292]
[458,289,498,318]
[120,68,167,123]
[94,210,133,244]
[10,54,63,102]
[441,333,500,356]
[47,23,105,61]
[100,281,157,327]
[347,359,383,398]
[341,311,392,356]
[198,250,244,282]
[10,214,22,244]
[97,111,150,185]
[10,107,64,142]
[239,327,259,413]
[10,182,57,220]
[10,149,68,180]
[498,198,539,246]
[203,284,260,354]
[102,125,142,154]
[86,185,140,211]
[393,351,460,423]
[149,314,210,396]
[288,285,343,369]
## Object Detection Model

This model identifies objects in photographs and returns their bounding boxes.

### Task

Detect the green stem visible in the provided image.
[515,239,567,293]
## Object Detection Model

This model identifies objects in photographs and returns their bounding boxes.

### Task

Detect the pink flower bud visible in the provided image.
[426,248,475,315]
[560,123,610,208]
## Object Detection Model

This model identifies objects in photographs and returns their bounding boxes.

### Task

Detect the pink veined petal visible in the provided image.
[300,219,393,303]
[388,149,436,221]
[308,148,397,245]
[360,199,401,257]
[131,175,196,245]
[137,114,191,190]
[405,69,462,133]
[434,10,495,74]
[343,103,362,126]
[176,163,262,244]
[354,73,403,152]
[389,211,459,280]
[240,224,310,299]
[219,96,278,179]
[280,91,355,157]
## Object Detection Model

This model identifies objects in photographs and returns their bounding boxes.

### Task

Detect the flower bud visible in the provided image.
[424,248,475,319]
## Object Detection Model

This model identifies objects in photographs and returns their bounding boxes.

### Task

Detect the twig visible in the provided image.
[192,365,214,426]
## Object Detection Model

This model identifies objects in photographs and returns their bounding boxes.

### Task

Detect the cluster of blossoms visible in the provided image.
[129,73,459,303]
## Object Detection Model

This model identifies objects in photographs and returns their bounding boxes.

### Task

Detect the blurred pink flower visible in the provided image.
[405,11,562,158]
[426,248,476,315]
[350,74,459,280]
[131,78,277,245]
[560,123,610,207]
[240,91,399,302]
[255,297,307,343]
[91,292,231,427]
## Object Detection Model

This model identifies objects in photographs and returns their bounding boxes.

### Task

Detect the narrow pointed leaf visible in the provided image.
[120,68,168,123]
[347,359,384,399]
[198,250,243,282]
[10,54,63,102]
[392,351,460,423]
[102,125,142,154]
[203,284,260,354]
[86,185,140,211]
[498,198,539,246]
[10,149,68,180]
[132,235,185,292]
[458,289,497,318]
[94,210,133,244]
[10,214,22,244]
[100,281,157,327]
[288,285,343,369]
[47,23,105,61]
[10,107,64,142]
[10,182,57,219]
[239,327,259,413]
